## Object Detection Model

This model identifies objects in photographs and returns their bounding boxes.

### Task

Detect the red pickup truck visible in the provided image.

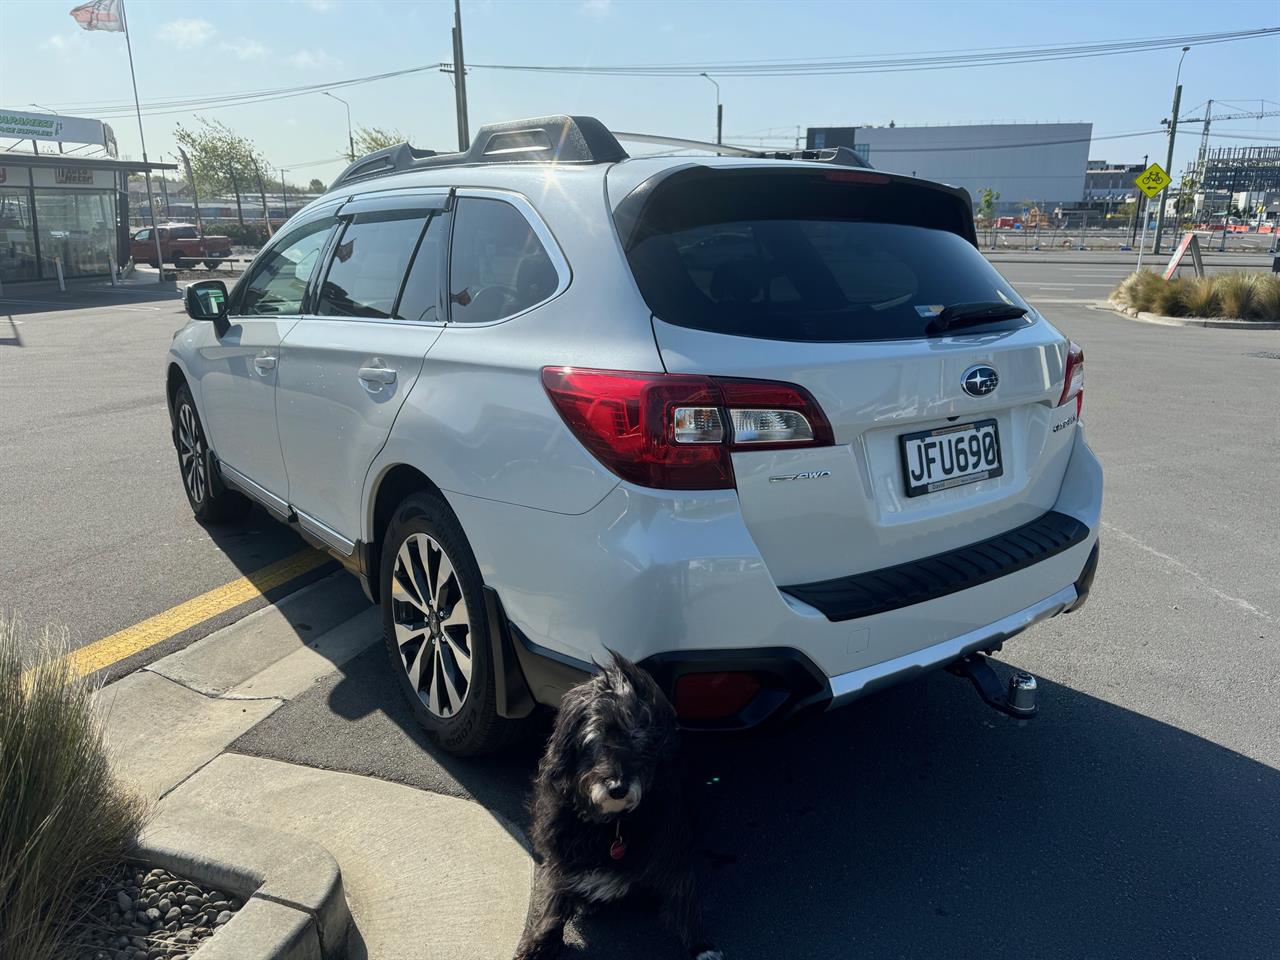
[131,224,232,269]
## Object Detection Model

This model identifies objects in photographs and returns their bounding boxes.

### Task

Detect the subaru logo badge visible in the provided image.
[962,364,999,397]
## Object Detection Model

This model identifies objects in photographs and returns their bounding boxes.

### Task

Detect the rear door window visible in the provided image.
[448,197,560,324]
[619,170,1028,342]
[317,213,428,319]
[170,227,199,240]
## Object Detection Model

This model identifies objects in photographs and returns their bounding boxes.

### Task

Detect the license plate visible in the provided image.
[899,419,1003,497]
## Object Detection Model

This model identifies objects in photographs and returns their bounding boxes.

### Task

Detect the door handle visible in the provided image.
[253,355,277,373]
[358,366,396,386]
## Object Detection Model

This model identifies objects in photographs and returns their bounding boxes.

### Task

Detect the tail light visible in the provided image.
[1057,341,1084,416]
[541,367,833,490]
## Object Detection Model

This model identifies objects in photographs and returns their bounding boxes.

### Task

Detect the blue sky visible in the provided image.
[2,0,1277,186]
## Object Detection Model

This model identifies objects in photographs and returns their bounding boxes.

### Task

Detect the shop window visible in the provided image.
[35,189,116,278]
[0,188,39,282]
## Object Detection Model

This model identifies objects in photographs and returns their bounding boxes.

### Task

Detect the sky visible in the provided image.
[1,0,1277,187]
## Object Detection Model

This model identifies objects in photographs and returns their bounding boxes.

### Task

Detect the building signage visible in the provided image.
[54,167,95,185]
[0,109,112,152]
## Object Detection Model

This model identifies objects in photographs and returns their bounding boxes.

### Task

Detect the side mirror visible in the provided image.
[184,280,229,322]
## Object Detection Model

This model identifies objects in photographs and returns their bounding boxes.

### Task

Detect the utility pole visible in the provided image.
[250,157,273,238]
[452,0,470,151]
[279,169,289,218]
[701,73,722,146]
[1152,46,1190,255]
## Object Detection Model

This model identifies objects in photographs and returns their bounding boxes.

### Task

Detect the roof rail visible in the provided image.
[611,132,870,169]
[330,115,629,189]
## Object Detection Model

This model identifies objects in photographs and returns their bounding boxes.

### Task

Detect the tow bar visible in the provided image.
[947,653,1038,721]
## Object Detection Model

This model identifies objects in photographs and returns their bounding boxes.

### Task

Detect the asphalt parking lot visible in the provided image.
[2,255,1277,958]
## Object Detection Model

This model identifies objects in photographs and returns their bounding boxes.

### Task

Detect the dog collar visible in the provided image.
[610,819,627,861]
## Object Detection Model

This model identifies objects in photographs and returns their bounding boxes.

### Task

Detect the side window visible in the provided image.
[238,216,335,316]
[394,211,446,323]
[448,198,559,324]
[316,213,427,319]
[171,227,198,240]
[134,229,150,241]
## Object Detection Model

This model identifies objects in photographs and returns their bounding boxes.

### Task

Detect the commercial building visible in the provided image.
[1,108,173,284]
[806,122,1092,215]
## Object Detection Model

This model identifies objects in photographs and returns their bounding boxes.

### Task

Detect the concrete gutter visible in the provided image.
[136,808,349,960]
[1104,300,1280,331]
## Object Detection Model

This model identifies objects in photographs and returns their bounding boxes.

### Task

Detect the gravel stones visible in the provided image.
[67,862,242,959]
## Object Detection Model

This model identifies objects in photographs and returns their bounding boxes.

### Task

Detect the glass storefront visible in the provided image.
[34,189,116,278]
[0,160,160,284]
[0,187,38,281]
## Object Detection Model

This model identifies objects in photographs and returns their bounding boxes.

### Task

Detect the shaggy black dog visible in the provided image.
[514,652,721,960]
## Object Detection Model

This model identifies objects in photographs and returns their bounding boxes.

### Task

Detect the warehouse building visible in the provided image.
[806,122,1092,215]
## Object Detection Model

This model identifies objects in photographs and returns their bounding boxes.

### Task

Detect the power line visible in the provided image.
[465,27,1279,77]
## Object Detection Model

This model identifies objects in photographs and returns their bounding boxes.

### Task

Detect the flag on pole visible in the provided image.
[70,0,125,33]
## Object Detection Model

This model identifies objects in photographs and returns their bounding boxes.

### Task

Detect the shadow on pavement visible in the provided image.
[0,280,181,316]
[231,646,1279,959]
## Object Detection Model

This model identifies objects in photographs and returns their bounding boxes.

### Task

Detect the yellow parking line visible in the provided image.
[64,548,333,677]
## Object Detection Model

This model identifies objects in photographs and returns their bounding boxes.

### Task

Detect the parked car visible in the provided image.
[167,115,1102,755]
[132,223,232,269]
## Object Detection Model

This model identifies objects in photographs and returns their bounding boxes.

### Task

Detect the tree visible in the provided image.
[976,187,1000,247]
[307,178,327,194]
[353,125,410,156]
[173,118,269,224]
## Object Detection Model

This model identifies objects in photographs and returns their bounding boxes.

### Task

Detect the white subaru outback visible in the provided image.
[168,115,1101,755]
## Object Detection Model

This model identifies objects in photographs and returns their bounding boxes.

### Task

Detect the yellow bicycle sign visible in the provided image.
[1135,162,1172,199]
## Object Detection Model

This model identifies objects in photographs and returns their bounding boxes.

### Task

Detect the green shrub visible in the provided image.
[0,616,146,960]
[1216,272,1259,320]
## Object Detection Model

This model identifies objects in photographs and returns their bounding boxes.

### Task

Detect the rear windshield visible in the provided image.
[619,171,1030,342]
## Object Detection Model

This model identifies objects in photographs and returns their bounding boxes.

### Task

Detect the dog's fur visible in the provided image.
[514,652,721,960]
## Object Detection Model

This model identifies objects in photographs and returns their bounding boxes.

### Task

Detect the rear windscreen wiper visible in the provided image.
[927,301,1028,335]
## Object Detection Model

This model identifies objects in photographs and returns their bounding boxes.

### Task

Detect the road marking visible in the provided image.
[1023,282,1117,288]
[1103,521,1276,624]
[63,548,332,677]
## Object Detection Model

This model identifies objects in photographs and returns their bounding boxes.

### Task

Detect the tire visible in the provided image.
[203,259,220,271]
[172,250,190,269]
[172,384,249,524]
[379,491,521,756]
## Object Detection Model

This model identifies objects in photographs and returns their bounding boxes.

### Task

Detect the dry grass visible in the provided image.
[0,615,146,960]
[1113,270,1280,321]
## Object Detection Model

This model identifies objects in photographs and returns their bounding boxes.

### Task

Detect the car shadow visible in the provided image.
[241,649,1279,960]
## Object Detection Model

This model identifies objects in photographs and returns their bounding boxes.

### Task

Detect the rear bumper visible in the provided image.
[456,427,1102,726]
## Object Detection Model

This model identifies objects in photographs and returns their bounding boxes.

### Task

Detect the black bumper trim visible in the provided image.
[782,510,1090,622]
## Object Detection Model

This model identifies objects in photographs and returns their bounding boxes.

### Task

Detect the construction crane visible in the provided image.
[1177,100,1280,169]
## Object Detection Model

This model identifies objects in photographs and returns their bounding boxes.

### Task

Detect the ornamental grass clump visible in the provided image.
[0,615,146,960]
[1256,274,1280,322]
[1181,275,1221,317]
[1151,277,1190,317]
[1216,272,1259,320]
[1112,269,1163,312]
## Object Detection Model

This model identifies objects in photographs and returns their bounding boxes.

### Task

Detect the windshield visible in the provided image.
[620,170,1030,342]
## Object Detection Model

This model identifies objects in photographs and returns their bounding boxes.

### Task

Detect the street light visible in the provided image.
[1152,45,1191,255]
[323,91,355,163]
[700,72,722,147]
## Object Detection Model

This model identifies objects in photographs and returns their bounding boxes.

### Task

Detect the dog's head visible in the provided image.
[539,651,677,822]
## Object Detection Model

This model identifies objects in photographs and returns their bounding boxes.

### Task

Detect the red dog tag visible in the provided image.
[610,838,626,860]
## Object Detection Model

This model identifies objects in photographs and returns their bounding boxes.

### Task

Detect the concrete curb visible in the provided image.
[134,807,350,960]
[1103,300,1280,330]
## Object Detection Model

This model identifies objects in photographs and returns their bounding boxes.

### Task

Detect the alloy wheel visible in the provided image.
[177,402,207,505]
[390,532,473,718]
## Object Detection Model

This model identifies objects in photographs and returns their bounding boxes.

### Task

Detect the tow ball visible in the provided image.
[947,653,1038,721]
